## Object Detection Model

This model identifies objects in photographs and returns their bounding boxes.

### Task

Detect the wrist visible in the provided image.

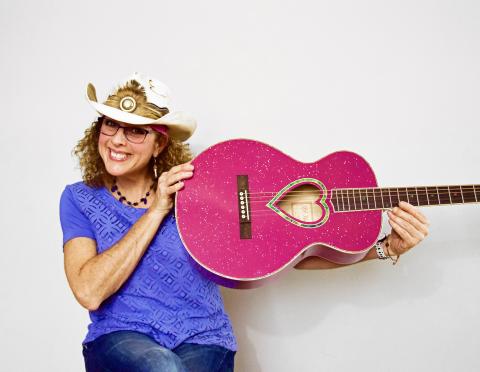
[375,235,400,265]
[147,205,171,219]
[374,239,389,260]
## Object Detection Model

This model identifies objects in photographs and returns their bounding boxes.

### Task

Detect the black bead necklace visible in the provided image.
[110,178,155,206]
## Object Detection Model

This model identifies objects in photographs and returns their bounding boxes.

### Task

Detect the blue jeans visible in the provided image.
[82,331,235,372]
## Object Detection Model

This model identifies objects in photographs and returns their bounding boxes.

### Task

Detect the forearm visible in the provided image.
[79,208,168,309]
[294,245,379,270]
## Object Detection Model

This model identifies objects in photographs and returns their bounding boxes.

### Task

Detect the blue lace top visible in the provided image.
[59,182,237,351]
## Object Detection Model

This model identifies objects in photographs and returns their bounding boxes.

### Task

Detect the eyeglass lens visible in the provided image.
[101,120,149,144]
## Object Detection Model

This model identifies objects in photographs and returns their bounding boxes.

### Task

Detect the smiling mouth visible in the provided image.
[109,149,130,161]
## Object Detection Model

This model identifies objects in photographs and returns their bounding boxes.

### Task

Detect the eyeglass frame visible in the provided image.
[99,117,154,144]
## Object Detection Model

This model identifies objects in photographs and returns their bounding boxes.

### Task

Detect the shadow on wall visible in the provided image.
[220,231,478,371]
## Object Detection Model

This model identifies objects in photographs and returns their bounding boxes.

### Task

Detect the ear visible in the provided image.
[153,135,167,158]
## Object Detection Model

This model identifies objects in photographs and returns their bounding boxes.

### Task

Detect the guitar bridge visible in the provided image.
[237,175,252,239]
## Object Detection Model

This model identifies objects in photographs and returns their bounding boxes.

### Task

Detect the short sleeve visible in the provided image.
[59,186,96,247]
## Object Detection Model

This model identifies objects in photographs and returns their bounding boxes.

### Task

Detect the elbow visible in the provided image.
[75,289,102,311]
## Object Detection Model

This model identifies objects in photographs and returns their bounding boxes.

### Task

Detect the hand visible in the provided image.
[385,201,430,257]
[150,162,194,215]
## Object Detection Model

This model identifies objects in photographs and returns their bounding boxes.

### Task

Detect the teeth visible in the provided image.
[110,149,128,160]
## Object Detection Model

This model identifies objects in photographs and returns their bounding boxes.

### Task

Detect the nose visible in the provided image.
[110,127,128,145]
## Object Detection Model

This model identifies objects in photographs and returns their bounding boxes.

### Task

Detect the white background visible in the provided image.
[1,0,479,371]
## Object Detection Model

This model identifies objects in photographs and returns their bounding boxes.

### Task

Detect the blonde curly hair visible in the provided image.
[74,80,193,188]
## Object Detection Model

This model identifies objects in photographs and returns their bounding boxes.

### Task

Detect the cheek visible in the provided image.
[98,134,108,150]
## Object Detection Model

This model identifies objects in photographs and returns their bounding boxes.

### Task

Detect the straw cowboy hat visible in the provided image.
[86,72,196,141]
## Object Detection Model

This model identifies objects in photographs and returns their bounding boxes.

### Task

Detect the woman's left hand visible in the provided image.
[385,201,430,256]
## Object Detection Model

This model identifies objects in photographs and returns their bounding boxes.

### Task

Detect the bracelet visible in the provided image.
[375,235,400,265]
[374,240,389,260]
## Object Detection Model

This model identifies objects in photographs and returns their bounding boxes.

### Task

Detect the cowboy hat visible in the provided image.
[86,72,196,141]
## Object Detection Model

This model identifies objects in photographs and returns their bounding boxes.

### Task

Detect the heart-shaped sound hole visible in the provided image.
[266,178,330,228]
[275,184,324,223]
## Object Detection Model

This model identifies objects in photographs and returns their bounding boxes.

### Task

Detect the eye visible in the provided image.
[104,119,118,128]
[130,128,148,135]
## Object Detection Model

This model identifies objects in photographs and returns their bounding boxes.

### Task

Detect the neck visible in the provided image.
[331,184,480,212]
[109,169,154,202]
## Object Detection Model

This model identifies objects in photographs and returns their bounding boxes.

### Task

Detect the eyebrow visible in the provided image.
[106,120,152,132]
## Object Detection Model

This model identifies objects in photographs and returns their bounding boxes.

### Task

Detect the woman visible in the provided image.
[60,73,429,371]
[60,73,236,372]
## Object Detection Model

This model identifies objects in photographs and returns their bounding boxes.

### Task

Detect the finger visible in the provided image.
[169,162,194,175]
[166,171,193,186]
[391,207,429,236]
[166,181,184,195]
[398,201,429,225]
[388,218,417,247]
[388,211,425,241]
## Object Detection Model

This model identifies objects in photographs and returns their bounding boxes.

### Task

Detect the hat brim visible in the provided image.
[86,84,196,142]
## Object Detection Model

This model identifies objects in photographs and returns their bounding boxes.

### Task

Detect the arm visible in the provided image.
[295,202,429,270]
[294,244,380,270]
[64,208,168,311]
[64,162,194,311]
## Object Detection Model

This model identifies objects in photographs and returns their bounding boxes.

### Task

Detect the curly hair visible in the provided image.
[74,80,193,188]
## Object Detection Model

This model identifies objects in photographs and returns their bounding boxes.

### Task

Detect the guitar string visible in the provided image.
[240,195,480,214]
[244,200,480,213]
[244,200,480,216]
[245,186,479,197]
[245,190,476,202]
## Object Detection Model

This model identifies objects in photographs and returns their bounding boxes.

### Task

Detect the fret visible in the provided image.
[438,186,451,205]
[407,187,419,206]
[340,189,346,211]
[353,189,362,210]
[360,189,369,210]
[331,190,339,211]
[347,189,354,211]
[474,185,479,202]
[381,188,392,209]
[374,188,383,209]
[449,186,463,204]
[417,187,429,206]
[398,188,409,203]
[426,186,440,205]
[461,185,476,203]
[366,189,376,209]
[390,188,400,207]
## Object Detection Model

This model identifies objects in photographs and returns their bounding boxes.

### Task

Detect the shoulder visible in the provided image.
[60,181,104,210]
[62,181,101,199]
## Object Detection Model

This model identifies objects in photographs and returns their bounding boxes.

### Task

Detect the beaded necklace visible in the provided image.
[110,178,155,206]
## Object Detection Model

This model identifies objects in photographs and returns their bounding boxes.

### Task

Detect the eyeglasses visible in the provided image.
[100,119,152,144]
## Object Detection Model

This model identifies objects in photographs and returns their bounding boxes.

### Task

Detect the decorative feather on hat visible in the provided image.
[86,73,196,141]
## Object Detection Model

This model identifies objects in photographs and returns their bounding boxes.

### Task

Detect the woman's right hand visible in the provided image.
[150,161,194,215]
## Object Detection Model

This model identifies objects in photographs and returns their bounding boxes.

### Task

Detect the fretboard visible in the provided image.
[331,185,480,212]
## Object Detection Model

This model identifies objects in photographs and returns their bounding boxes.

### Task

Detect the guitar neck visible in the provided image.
[331,185,480,212]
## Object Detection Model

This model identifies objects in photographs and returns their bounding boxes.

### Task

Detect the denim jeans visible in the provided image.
[82,330,235,372]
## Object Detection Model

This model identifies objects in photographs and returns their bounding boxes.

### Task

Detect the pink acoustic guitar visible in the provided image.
[175,139,478,288]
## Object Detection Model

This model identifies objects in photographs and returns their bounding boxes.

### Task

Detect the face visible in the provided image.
[98,117,166,179]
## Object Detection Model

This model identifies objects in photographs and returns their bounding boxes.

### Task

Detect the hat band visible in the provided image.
[150,125,169,137]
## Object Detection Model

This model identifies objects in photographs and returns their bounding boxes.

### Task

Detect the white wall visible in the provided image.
[1,0,479,371]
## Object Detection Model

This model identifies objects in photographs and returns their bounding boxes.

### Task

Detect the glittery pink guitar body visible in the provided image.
[175,139,479,288]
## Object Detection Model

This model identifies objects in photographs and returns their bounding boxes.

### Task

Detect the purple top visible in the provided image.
[59,182,236,351]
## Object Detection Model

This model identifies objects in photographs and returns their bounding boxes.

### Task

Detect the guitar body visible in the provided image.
[175,139,382,288]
